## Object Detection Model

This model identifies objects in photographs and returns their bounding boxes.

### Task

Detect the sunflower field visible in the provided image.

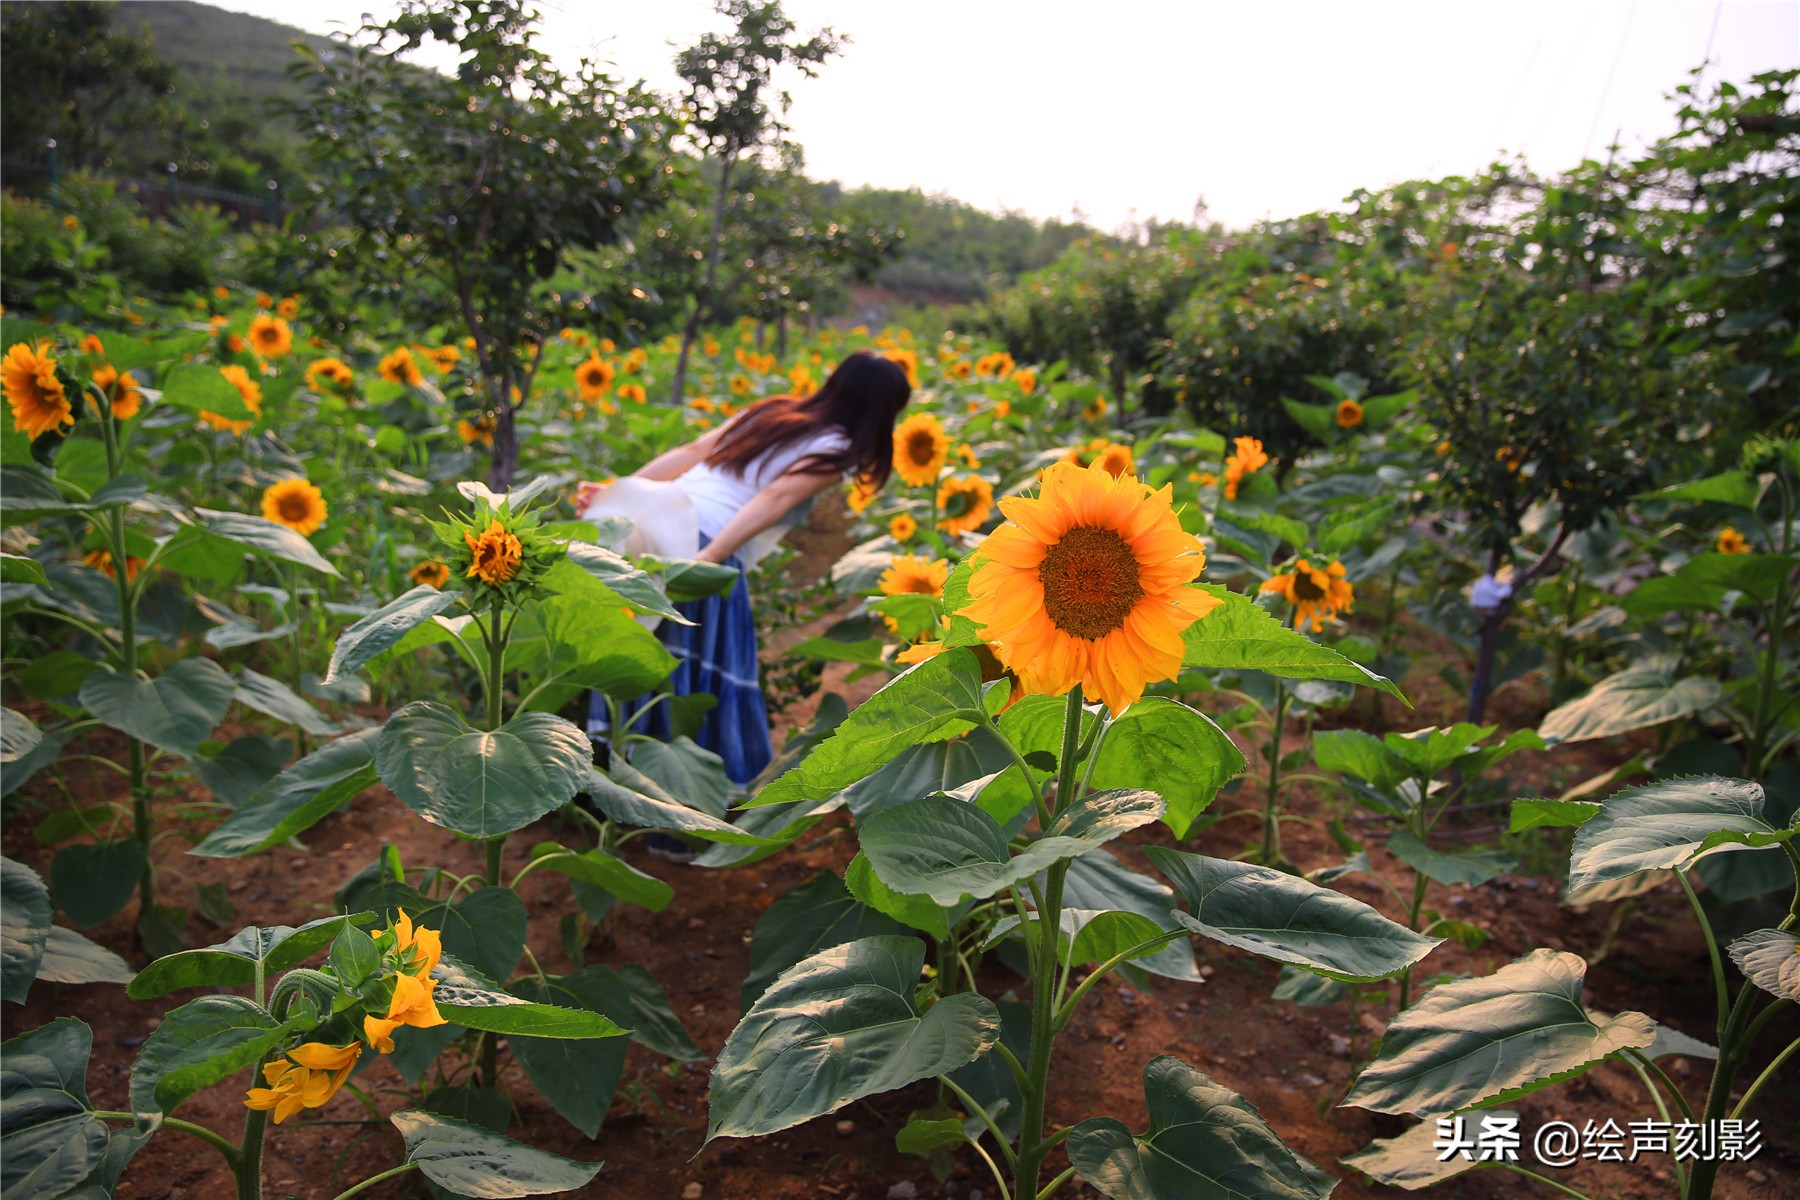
[2,3,1798,1199]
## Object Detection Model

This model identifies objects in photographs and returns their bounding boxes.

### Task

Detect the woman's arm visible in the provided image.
[631,425,727,482]
[696,468,842,565]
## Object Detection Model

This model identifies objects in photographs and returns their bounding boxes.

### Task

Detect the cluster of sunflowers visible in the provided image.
[245,911,446,1124]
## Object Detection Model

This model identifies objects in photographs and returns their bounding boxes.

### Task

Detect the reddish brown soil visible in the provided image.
[6,567,1796,1200]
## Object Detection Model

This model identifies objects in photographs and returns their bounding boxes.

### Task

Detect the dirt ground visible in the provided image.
[5,550,1797,1200]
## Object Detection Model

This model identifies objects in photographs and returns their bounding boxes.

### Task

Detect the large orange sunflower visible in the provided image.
[4,341,72,440]
[892,412,948,488]
[936,474,994,536]
[963,460,1220,712]
[1260,558,1353,632]
[201,365,262,435]
[261,478,328,537]
[879,554,950,598]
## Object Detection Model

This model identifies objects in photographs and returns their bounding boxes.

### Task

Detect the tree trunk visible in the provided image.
[488,378,517,492]
[672,152,739,407]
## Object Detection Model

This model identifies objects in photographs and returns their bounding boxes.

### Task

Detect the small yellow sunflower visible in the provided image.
[410,560,451,588]
[83,549,146,581]
[1335,399,1364,429]
[276,296,301,320]
[889,513,918,542]
[305,357,355,392]
[79,334,104,355]
[201,365,263,435]
[963,460,1220,713]
[885,348,919,388]
[248,315,293,359]
[1260,558,1354,633]
[936,474,994,537]
[1093,442,1135,478]
[379,347,424,388]
[1011,368,1036,395]
[459,414,496,447]
[423,345,459,375]
[1717,526,1749,555]
[879,554,950,598]
[575,353,615,401]
[947,360,973,380]
[261,478,328,537]
[1223,435,1269,500]
[847,477,880,515]
[1082,394,1109,422]
[464,520,523,586]
[92,364,141,420]
[4,341,72,440]
[893,412,948,488]
[618,383,647,404]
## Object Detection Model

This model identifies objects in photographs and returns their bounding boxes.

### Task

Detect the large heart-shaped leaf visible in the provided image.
[2,856,52,1003]
[431,955,628,1039]
[585,766,768,844]
[192,734,293,809]
[194,508,339,576]
[861,789,1163,906]
[1066,1056,1336,1199]
[1386,831,1515,888]
[525,842,672,913]
[708,935,999,1140]
[1729,929,1800,1002]
[1181,586,1407,702]
[1342,1114,1509,1190]
[390,1109,603,1197]
[325,585,462,683]
[1538,656,1722,744]
[1382,724,1494,776]
[1061,850,1200,983]
[190,729,379,857]
[128,915,366,998]
[556,544,687,623]
[1313,729,1410,791]
[629,737,730,818]
[234,668,338,737]
[50,839,147,928]
[1147,847,1440,982]
[36,926,134,988]
[1088,698,1244,837]
[741,872,906,1010]
[1343,949,1656,1115]
[375,703,591,838]
[128,995,285,1117]
[79,658,237,757]
[838,726,1025,823]
[1564,776,1790,904]
[745,649,988,808]
[508,971,634,1137]
[1,1018,108,1199]
[160,362,253,419]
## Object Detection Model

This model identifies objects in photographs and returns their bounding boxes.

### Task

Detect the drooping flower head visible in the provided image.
[1222,436,1268,500]
[936,474,994,537]
[879,554,950,598]
[244,1041,361,1123]
[261,478,328,537]
[201,365,262,435]
[1335,399,1364,429]
[892,412,948,488]
[4,341,72,440]
[1260,557,1353,633]
[962,460,1221,712]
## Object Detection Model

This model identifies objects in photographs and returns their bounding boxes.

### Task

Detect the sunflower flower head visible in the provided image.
[201,365,263,435]
[244,1041,361,1124]
[247,315,293,359]
[1335,399,1364,429]
[1082,394,1109,422]
[962,460,1221,713]
[1222,436,1269,500]
[458,413,496,447]
[575,352,615,401]
[889,513,918,543]
[84,549,146,581]
[1717,526,1750,555]
[879,553,950,598]
[261,478,328,537]
[4,341,72,440]
[847,476,880,515]
[1011,368,1036,395]
[936,474,995,537]
[410,560,451,589]
[1259,557,1354,633]
[618,383,647,404]
[892,412,948,488]
[92,364,142,420]
[1093,442,1135,478]
[441,497,562,599]
[305,357,356,394]
[379,346,425,388]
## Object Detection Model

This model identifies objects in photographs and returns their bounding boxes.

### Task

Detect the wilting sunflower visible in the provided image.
[4,341,72,440]
[201,365,262,435]
[879,554,950,598]
[963,460,1220,713]
[892,412,948,487]
[244,1042,361,1124]
[83,549,146,581]
[379,346,424,387]
[247,315,293,359]
[410,560,451,588]
[1717,526,1750,555]
[575,352,615,400]
[889,513,918,542]
[1261,558,1353,632]
[937,474,994,536]
[1335,399,1364,429]
[1222,436,1268,500]
[1093,442,1135,478]
[92,364,141,420]
[261,478,328,537]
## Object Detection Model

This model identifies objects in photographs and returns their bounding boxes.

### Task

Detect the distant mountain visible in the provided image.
[117,1,334,108]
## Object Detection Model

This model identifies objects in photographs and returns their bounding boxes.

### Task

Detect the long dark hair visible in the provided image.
[705,350,911,487]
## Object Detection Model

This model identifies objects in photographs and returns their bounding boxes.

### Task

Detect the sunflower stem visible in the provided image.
[1261,678,1288,866]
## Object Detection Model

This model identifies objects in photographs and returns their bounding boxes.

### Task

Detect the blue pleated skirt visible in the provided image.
[587,540,773,786]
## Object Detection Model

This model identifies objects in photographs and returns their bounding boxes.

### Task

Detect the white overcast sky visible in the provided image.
[195,0,1798,232]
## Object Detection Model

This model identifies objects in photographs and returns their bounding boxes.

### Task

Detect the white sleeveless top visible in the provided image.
[676,427,851,538]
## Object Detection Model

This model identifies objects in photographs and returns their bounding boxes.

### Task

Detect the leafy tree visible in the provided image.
[0,1,174,172]
[288,0,676,488]
[665,0,843,404]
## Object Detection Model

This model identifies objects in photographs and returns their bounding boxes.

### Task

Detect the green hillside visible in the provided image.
[120,0,332,107]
